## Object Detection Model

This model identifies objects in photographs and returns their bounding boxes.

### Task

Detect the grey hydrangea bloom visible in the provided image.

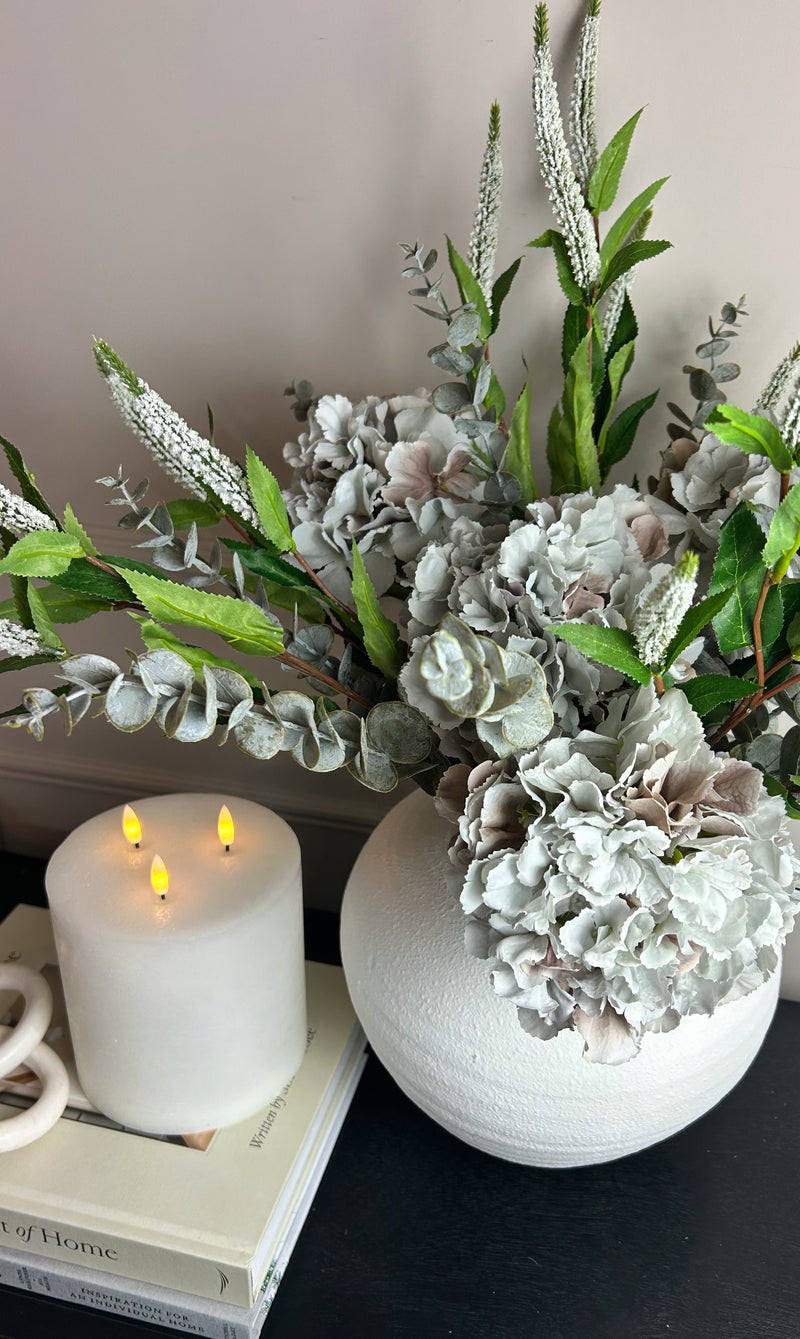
[654,431,795,555]
[408,484,673,732]
[283,392,500,602]
[444,684,800,1063]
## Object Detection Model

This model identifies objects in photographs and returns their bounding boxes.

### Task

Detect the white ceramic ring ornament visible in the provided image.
[0,963,69,1152]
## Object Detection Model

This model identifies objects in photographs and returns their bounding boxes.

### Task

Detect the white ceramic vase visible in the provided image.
[340,789,781,1168]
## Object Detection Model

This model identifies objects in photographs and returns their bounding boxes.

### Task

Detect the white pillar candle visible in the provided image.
[45,793,306,1135]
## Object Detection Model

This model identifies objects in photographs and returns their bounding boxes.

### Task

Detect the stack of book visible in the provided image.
[0,904,366,1338]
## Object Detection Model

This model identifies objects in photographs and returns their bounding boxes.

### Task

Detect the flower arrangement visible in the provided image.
[1,1,799,1063]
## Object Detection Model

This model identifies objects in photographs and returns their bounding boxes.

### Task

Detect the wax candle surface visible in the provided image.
[45,793,306,1135]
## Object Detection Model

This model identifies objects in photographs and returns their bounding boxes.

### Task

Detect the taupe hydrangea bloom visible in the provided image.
[283,393,498,603]
[442,685,800,1063]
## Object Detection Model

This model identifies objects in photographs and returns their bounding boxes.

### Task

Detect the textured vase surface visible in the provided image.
[340,789,780,1167]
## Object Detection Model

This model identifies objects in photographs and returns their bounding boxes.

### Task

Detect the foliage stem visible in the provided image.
[278,650,372,709]
[293,551,357,619]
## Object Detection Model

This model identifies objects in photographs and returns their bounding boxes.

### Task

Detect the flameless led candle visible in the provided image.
[45,793,306,1135]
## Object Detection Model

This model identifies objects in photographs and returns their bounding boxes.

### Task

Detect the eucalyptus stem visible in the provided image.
[278,650,371,709]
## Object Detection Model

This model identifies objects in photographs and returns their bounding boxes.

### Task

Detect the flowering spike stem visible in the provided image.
[0,483,57,537]
[756,341,800,414]
[94,341,262,534]
[569,0,602,198]
[532,5,601,293]
[632,551,699,671]
[468,102,503,315]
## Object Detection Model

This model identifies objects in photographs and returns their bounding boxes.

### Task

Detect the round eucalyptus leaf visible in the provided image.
[688,367,719,402]
[60,654,121,689]
[138,650,194,697]
[169,694,217,743]
[104,675,157,732]
[348,748,398,793]
[695,338,729,361]
[234,710,284,760]
[326,709,362,761]
[429,345,474,377]
[447,311,481,350]
[366,701,431,764]
[711,362,741,383]
[432,382,472,415]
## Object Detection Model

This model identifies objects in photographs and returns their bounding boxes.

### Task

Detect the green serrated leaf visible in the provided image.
[547,622,651,685]
[598,239,672,299]
[165,499,219,530]
[0,584,109,626]
[762,481,800,574]
[596,340,635,459]
[26,582,66,652]
[0,435,59,523]
[116,567,285,658]
[351,542,402,681]
[527,230,585,305]
[0,531,84,579]
[706,405,793,473]
[561,305,585,375]
[708,506,783,653]
[663,587,735,668]
[490,257,522,336]
[504,380,537,507]
[485,369,507,419]
[224,539,313,589]
[53,557,141,603]
[446,237,491,342]
[679,673,760,718]
[62,504,98,556]
[132,618,262,690]
[601,390,659,478]
[1,529,34,631]
[588,109,643,214]
[606,293,638,363]
[0,652,60,676]
[599,178,669,268]
[245,447,295,553]
[547,402,578,495]
[559,332,600,492]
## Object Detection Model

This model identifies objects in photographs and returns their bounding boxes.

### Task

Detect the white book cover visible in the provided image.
[0,904,364,1307]
[0,1049,368,1339]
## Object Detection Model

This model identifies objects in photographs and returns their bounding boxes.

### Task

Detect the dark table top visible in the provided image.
[0,854,798,1339]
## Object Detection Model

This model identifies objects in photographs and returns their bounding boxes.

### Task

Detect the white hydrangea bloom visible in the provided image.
[407,484,674,732]
[0,483,57,536]
[0,619,49,658]
[445,685,800,1063]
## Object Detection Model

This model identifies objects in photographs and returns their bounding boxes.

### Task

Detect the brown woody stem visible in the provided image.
[278,650,371,709]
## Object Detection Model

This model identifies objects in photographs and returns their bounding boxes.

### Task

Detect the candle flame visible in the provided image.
[218,804,235,851]
[122,804,142,847]
[150,854,169,900]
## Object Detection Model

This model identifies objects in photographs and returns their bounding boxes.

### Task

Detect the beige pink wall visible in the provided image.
[1,1,798,864]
